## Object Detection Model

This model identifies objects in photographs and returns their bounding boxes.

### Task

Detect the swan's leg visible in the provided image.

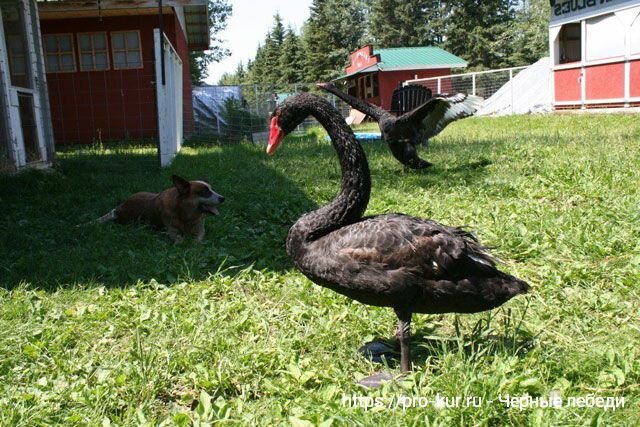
[395,308,413,373]
[387,141,432,169]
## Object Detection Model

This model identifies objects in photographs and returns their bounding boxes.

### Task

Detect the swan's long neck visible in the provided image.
[287,98,371,255]
[321,84,387,122]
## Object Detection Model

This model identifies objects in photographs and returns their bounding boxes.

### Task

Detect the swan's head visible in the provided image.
[267,93,322,155]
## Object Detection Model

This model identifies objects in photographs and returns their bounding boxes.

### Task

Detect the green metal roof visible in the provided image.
[373,46,467,69]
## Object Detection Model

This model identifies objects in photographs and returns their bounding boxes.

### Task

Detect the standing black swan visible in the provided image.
[318,82,482,169]
[267,93,527,382]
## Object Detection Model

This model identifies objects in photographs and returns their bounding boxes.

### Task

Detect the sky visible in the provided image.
[205,0,314,85]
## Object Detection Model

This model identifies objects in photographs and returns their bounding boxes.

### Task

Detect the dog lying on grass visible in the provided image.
[93,175,224,243]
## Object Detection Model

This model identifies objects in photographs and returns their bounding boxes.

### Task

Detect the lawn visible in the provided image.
[1,113,639,426]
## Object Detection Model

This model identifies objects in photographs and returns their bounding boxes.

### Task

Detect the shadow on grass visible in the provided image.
[0,134,494,291]
[359,315,536,368]
[0,143,317,290]
[363,139,494,190]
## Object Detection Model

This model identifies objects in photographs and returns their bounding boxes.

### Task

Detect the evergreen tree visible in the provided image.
[218,62,246,85]
[261,15,286,84]
[302,0,367,82]
[190,0,233,84]
[278,27,305,84]
[444,0,518,69]
[369,0,446,47]
[508,0,549,65]
[247,43,266,84]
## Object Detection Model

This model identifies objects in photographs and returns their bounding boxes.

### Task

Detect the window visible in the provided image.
[43,34,75,72]
[111,31,142,69]
[77,32,109,71]
[356,74,379,99]
[559,23,581,64]
[586,13,625,61]
[1,2,31,87]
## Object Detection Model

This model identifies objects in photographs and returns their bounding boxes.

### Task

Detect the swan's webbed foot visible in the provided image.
[407,158,433,169]
[388,141,433,170]
[357,371,395,388]
[358,340,399,363]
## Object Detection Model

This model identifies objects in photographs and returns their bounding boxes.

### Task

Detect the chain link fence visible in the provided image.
[403,63,553,116]
[189,83,352,145]
[44,63,548,168]
[50,76,352,168]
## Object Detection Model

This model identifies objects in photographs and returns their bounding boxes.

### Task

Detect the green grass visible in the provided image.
[1,113,639,425]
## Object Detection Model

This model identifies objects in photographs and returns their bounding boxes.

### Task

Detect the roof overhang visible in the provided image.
[548,0,640,27]
[378,63,467,71]
[334,62,467,80]
[38,0,209,51]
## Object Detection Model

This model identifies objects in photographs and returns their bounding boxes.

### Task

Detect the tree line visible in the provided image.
[216,0,549,86]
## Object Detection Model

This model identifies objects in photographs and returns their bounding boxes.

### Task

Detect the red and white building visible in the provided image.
[37,0,209,164]
[338,45,467,111]
[550,0,640,108]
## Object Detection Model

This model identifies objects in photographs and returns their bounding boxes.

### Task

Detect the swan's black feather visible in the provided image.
[272,93,528,316]
[318,82,481,169]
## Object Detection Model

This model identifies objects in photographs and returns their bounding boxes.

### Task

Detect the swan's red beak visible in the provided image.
[267,116,283,156]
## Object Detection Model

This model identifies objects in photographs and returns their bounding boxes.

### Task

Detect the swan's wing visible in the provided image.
[317,82,388,122]
[399,94,482,140]
[421,94,482,140]
[311,214,497,281]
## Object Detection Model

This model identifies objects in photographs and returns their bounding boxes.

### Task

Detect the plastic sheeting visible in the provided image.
[477,58,552,116]
[192,85,243,135]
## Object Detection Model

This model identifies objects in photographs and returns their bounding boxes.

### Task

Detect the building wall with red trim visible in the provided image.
[630,59,640,98]
[554,67,582,103]
[41,12,193,145]
[585,62,625,100]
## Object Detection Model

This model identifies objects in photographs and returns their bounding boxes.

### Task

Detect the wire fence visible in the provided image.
[44,63,543,169]
[49,71,353,168]
[403,64,553,116]
[189,83,352,145]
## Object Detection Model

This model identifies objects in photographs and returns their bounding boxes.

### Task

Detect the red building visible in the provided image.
[37,0,209,145]
[549,0,640,108]
[337,45,467,111]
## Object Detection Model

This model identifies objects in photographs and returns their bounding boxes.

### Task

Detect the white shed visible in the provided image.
[0,0,54,172]
[549,0,640,108]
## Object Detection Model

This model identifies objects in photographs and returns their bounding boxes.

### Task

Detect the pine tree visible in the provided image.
[368,0,446,47]
[218,62,246,85]
[444,0,518,69]
[507,0,549,65]
[278,27,305,84]
[247,44,266,84]
[190,0,233,84]
[302,0,367,82]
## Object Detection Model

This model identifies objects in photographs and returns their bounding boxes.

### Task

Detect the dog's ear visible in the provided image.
[171,175,191,195]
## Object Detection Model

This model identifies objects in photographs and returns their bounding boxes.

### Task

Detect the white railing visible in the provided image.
[154,29,183,167]
[404,61,556,116]
[405,65,528,96]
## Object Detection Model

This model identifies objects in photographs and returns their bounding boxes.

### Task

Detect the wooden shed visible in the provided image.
[549,0,640,108]
[336,44,467,111]
[37,0,209,165]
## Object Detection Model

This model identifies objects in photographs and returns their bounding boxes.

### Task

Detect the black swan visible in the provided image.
[267,93,527,382]
[318,82,482,169]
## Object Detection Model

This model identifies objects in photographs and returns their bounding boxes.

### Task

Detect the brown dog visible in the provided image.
[95,175,224,243]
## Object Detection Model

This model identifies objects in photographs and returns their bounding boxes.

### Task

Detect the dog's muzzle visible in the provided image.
[199,195,224,216]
